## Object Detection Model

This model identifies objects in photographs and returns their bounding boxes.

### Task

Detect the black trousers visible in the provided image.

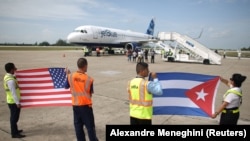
[8,104,21,135]
[219,110,239,125]
[73,105,98,141]
[130,116,152,125]
[151,56,155,63]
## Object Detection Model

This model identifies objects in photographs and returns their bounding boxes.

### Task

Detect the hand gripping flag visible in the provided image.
[152,72,220,117]
[15,68,72,108]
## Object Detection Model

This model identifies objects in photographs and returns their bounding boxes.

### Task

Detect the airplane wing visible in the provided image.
[119,38,159,44]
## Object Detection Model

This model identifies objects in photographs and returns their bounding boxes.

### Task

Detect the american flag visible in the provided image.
[15,68,72,108]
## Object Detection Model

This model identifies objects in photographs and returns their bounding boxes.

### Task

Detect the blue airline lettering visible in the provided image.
[101,30,117,38]
[186,41,194,47]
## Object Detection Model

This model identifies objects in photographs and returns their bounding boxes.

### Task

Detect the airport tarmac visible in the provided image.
[0,50,249,141]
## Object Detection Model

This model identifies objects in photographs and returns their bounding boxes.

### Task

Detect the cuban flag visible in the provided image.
[152,72,220,117]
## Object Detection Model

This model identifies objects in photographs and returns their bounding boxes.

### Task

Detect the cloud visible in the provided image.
[0,0,94,20]
[207,27,231,38]
[212,30,231,38]
[0,0,142,26]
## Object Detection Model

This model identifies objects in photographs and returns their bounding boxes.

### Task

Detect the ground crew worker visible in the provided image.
[84,47,89,57]
[127,62,163,125]
[150,49,155,63]
[96,47,100,56]
[237,49,241,60]
[167,49,173,56]
[212,73,247,125]
[3,62,25,138]
[161,49,164,58]
[65,58,98,141]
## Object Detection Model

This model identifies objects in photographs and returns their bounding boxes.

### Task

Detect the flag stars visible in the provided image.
[195,89,208,101]
[49,68,67,89]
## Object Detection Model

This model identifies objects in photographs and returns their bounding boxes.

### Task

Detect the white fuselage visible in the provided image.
[67,25,154,47]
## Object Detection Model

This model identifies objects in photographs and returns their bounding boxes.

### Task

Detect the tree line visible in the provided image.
[241,47,250,51]
[0,39,72,46]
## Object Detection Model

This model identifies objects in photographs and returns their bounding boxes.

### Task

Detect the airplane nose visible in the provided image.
[67,33,76,43]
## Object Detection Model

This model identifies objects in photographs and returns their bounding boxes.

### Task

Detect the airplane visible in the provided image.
[66,18,158,51]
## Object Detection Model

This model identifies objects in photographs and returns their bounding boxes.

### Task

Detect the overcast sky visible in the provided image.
[0,0,249,49]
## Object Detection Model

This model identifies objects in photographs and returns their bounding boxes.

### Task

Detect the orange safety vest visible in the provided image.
[68,72,93,106]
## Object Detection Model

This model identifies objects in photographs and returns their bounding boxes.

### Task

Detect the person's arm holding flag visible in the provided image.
[64,68,70,89]
[147,72,163,96]
[220,76,231,87]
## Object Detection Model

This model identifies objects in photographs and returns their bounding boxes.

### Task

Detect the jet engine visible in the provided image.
[125,43,141,51]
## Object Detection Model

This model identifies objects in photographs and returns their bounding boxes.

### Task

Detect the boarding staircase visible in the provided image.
[154,41,173,51]
[156,32,222,65]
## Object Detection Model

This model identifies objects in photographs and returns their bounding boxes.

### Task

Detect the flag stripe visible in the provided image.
[21,101,72,106]
[155,89,187,97]
[20,91,71,96]
[21,98,71,105]
[18,80,53,84]
[153,106,207,117]
[21,94,71,100]
[16,68,49,73]
[153,97,198,108]
[20,88,70,93]
[16,74,50,78]
[157,72,216,81]
[22,103,72,108]
[160,80,202,89]
[19,83,53,87]
[20,86,55,90]
[17,77,52,81]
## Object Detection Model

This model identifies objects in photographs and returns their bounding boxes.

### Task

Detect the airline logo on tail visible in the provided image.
[146,19,155,35]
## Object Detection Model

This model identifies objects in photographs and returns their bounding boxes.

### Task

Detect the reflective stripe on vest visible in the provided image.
[225,89,242,97]
[222,108,239,114]
[3,74,21,104]
[68,72,92,106]
[224,89,243,105]
[129,78,153,119]
[129,78,152,106]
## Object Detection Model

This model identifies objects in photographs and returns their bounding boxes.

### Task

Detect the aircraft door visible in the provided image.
[91,27,98,39]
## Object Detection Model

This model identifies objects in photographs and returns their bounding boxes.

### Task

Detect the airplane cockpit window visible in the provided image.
[80,30,87,33]
[74,30,87,33]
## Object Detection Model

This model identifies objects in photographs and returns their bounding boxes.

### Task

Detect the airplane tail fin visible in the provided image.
[146,18,155,36]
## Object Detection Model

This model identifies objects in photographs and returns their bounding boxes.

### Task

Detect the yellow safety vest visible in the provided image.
[224,89,242,97]
[84,48,88,53]
[222,89,242,114]
[224,89,242,104]
[3,74,21,104]
[128,78,153,119]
